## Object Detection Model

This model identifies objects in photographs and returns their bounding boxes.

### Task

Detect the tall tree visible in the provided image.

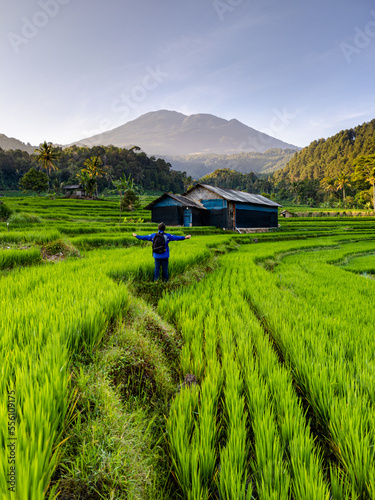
[82,156,106,197]
[353,154,375,210]
[34,141,60,188]
[335,172,351,206]
[19,168,48,195]
[76,170,95,197]
[320,177,336,195]
[112,173,140,224]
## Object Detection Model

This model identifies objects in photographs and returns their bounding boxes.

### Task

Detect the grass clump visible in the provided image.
[56,370,164,500]
[105,299,178,405]
[42,238,80,259]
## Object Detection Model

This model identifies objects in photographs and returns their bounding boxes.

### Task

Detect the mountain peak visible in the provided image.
[71,110,299,155]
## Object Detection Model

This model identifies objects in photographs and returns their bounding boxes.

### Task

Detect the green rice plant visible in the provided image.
[160,234,375,499]
[166,385,200,498]
[222,270,331,499]
[217,355,249,500]
[340,253,375,274]
[195,363,222,489]
[5,213,375,498]
[0,229,61,244]
[329,467,355,500]
[7,212,43,225]
[160,261,291,499]
[71,233,140,249]
[228,238,375,498]
[0,248,146,498]
[0,248,42,270]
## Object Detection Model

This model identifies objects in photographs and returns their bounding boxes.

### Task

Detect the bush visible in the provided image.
[0,202,13,221]
[42,238,80,258]
[7,212,43,225]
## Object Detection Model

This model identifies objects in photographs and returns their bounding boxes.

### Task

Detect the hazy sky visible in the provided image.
[1,0,375,148]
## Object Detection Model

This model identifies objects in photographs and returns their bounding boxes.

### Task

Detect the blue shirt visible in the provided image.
[136,231,186,259]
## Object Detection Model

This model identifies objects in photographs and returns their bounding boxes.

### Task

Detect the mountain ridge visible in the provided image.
[0,134,35,154]
[70,109,299,155]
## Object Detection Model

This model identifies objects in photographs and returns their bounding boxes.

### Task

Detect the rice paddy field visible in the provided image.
[1,196,375,499]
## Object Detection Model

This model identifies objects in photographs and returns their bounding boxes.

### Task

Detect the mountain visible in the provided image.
[273,119,375,182]
[0,134,35,154]
[71,110,299,155]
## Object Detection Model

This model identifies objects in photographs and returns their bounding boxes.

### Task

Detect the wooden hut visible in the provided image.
[63,184,86,197]
[144,193,207,227]
[183,184,281,229]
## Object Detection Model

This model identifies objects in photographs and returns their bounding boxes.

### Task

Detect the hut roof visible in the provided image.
[185,183,282,208]
[144,193,207,210]
[63,184,84,190]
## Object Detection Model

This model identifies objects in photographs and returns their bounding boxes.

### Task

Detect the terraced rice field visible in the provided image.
[1,197,375,498]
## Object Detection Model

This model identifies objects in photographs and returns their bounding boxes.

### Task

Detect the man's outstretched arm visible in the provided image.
[133,233,154,241]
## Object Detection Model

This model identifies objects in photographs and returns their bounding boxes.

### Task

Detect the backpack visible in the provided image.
[152,233,167,254]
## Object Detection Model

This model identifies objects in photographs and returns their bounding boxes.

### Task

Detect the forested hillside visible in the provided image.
[166,148,296,178]
[274,120,375,182]
[0,145,191,193]
[198,168,272,194]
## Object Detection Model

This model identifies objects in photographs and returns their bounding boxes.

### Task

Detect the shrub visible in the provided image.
[42,239,80,258]
[0,202,13,221]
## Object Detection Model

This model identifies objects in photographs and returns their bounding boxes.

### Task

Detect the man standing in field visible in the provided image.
[133,222,191,282]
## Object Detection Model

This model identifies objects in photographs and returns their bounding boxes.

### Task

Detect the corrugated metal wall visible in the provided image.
[236,207,278,228]
[207,208,227,228]
[152,206,183,225]
[151,206,207,226]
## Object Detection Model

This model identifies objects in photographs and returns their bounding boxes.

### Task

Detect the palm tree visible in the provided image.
[82,156,106,197]
[335,172,351,207]
[353,154,375,210]
[34,141,60,189]
[320,177,336,205]
[112,173,137,225]
[76,170,94,197]
[320,176,335,194]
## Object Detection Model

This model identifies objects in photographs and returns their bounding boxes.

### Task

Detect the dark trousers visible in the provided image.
[154,258,169,282]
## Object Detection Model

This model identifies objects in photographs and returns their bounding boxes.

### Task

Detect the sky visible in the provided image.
[1,0,375,149]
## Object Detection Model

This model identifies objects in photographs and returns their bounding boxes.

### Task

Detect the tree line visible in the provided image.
[0,144,193,194]
[197,168,272,195]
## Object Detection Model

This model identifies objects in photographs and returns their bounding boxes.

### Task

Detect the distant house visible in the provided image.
[145,184,281,229]
[63,184,86,197]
